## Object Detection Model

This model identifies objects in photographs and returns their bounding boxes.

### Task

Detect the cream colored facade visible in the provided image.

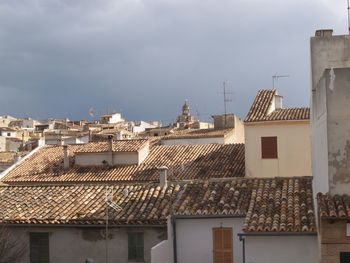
[245,120,311,178]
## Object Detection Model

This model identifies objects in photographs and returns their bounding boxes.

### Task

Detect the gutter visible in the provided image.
[172,216,178,263]
[237,232,317,237]
[0,144,45,180]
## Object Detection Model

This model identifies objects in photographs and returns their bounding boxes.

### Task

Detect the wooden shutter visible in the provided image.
[261,136,278,159]
[30,233,49,263]
[213,228,233,263]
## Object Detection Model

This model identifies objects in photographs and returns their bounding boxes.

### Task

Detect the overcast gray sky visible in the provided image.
[0,0,347,123]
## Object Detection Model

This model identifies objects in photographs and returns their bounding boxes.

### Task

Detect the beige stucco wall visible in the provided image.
[245,121,311,177]
[8,225,166,263]
[76,152,140,166]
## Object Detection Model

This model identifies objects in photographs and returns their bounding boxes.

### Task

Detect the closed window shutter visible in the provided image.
[128,232,144,261]
[213,228,233,263]
[261,136,278,159]
[30,233,49,263]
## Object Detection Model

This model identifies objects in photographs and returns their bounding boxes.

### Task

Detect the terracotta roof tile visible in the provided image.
[317,193,350,219]
[243,178,315,233]
[2,143,245,183]
[245,90,310,122]
[0,177,315,231]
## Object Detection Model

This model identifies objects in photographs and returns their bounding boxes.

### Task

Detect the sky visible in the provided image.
[0,0,348,124]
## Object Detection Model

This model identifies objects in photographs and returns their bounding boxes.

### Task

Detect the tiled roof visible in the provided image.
[1,143,245,183]
[0,178,314,229]
[317,193,350,219]
[0,179,249,225]
[75,139,148,153]
[161,128,233,140]
[244,89,310,122]
[243,178,315,232]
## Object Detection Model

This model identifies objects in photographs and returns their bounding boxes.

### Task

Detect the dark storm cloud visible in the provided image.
[0,0,347,122]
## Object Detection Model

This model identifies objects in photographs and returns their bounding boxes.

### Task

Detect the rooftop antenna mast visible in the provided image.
[347,0,350,34]
[272,74,289,89]
[218,81,233,127]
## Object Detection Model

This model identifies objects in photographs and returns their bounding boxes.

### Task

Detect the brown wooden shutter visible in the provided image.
[261,136,278,159]
[213,228,233,263]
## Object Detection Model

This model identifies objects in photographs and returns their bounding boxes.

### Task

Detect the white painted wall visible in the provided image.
[0,131,16,138]
[245,121,311,178]
[244,235,318,263]
[151,240,170,263]
[175,218,244,263]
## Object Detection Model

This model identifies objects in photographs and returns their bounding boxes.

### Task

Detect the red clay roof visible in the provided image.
[243,178,315,232]
[1,143,245,183]
[317,193,350,219]
[0,177,315,230]
[245,90,310,122]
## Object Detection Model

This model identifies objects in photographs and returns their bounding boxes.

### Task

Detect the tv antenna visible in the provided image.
[218,81,233,127]
[347,0,350,34]
[272,74,289,89]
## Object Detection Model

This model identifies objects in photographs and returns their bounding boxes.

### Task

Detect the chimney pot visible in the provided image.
[107,135,114,166]
[158,166,168,187]
[315,29,333,37]
[63,145,70,169]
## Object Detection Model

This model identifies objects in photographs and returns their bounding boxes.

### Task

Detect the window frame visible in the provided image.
[128,232,144,262]
[261,136,278,159]
[29,232,50,263]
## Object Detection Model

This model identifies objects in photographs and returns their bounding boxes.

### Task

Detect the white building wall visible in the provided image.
[151,240,170,263]
[244,235,318,263]
[161,137,224,146]
[175,218,244,263]
[245,122,311,178]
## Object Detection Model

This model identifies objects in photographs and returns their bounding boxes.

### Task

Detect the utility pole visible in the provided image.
[272,74,289,89]
[347,0,350,34]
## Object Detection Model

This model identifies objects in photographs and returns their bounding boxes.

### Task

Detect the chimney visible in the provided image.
[13,153,20,163]
[107,135,114,166]
[63,145,70,169]
[57,138,64,146]
[158,166,168,187]
[315,29,333,37]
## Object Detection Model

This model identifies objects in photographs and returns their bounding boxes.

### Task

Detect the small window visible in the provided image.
[30,232,49,263]
[340,252,350,263]
[128,232,144,261]
[261,136,278,159]
[7,132,10,137]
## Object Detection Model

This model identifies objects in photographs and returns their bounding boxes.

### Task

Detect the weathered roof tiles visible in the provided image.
[245,89,310,122]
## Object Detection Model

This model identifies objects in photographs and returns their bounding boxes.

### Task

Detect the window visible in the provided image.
[30,232,49,263]
[128,232,144,261]
[7,132,10,137]
[212,228,233,263]
[261,136,278,159]
[340,252,350,263]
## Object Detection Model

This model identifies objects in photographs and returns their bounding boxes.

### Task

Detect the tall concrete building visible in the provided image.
[311,29,350,263]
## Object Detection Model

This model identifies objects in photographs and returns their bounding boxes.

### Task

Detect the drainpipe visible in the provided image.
[239,235,246,263]
[172,216,178,263]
